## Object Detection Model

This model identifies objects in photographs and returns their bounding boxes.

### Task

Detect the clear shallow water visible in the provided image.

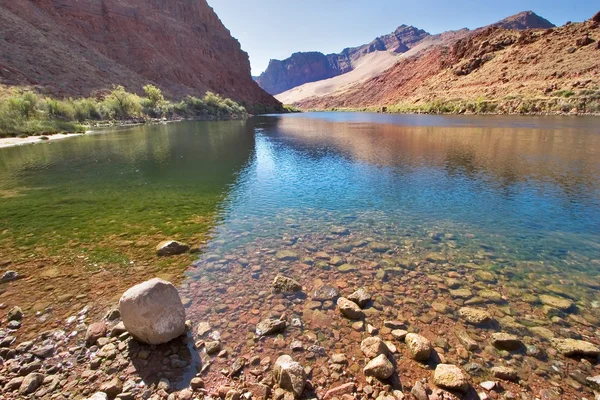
[0,112,599,301]
[197,113,600,284]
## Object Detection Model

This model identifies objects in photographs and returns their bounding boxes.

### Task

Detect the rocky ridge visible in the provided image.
[297,14,600,114]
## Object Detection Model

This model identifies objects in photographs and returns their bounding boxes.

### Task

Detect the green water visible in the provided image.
[0,121,255,261]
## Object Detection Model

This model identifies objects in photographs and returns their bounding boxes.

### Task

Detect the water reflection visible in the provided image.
[200,113,600,275]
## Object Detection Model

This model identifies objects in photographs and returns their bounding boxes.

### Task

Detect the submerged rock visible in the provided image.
[348,288,372,308]
[272,275,302,293]
[312,285,339,301]
[364,354,394,380]
[491,333,523,351]
[156,240,190,256]
[337,297,364,319]
[434,364,469,393]
[256,318,286,336]
[540,295,574,311]
[458,307,493,324]
[276,250,299,261]
[274,355,306,398]
[119,278,186,345]
[491,366,519,382]
[551,338,600,357]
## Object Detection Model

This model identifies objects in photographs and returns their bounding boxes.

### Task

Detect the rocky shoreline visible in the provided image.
[1,234,600,400]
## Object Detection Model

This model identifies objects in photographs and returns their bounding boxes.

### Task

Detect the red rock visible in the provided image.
[324,382,356,400]
[0,0,280,110]
[85,322,107,346]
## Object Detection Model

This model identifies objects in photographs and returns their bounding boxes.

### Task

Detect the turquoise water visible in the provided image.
[197,113,600,285]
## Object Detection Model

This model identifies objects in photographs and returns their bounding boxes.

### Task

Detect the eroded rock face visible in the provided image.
[119,278,186,345]
[0,0,280,109]
[273,355,306,398]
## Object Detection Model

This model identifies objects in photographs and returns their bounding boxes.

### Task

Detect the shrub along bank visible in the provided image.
[0,85,250,138]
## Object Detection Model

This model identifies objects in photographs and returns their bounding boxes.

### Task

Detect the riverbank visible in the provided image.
[0,132,83,149]
[0,86,250,139]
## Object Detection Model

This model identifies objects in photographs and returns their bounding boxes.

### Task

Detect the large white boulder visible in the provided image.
[119,278,186,345]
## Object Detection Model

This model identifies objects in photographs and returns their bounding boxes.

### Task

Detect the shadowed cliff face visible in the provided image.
[0,0,281,109]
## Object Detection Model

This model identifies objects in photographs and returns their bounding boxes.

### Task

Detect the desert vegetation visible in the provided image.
[0,85,249,137]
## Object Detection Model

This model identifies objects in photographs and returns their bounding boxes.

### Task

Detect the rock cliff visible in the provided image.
[0,0,280,109]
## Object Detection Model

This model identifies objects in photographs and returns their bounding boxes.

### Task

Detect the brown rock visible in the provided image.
[337,297,364,319]
[85,322,107,346]
[324,382,355,400]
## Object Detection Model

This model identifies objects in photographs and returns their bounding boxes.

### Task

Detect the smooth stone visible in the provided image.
[364,354,394,380]
[434,364,469,393]
[119,278,186,345]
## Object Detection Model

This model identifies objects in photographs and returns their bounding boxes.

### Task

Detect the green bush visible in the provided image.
[101,85,143,119]
[0,85,250,137]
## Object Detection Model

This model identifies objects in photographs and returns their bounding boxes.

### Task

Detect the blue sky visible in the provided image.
[210,1,598,76]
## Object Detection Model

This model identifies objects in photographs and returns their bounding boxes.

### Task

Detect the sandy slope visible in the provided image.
[275,31,470,104]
